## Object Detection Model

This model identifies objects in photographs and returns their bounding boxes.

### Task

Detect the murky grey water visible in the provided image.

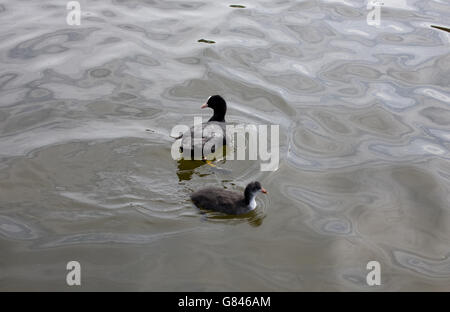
[1,0,450,291]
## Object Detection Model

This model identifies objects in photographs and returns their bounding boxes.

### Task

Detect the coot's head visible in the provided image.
[201,95,227,122]
[244,181,267,204]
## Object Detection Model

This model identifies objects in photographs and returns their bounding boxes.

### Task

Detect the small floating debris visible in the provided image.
[229,5,246,8]
[431,25,450,33]
[198,39,216,44]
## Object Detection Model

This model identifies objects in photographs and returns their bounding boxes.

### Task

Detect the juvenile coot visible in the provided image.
[174,95,228,158]
[190,181,267,215]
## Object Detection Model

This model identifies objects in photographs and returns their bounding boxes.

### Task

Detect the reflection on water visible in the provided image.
[176,158,233,182]
[203,209,265,227]
[1,0,450,291]
[177,159,207,181]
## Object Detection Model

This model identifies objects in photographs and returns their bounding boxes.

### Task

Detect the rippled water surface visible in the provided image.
[1,0,450,291]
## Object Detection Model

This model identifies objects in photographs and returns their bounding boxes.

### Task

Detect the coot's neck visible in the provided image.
[248,195,257,210]
[208,107,226,122]
[244,188,257,209]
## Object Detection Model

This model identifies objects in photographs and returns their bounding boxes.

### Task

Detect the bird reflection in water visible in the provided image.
[176,145,231,182]
[199,208,265,227]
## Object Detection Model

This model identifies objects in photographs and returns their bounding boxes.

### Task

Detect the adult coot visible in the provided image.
[174,95,228,158]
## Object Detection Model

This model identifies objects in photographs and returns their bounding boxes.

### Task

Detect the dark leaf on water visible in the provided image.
[431,25,450,33]
[198,39,216,44]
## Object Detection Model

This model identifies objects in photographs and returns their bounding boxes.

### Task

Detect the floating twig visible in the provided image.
[198,39,216,44]
[431,25,450,33]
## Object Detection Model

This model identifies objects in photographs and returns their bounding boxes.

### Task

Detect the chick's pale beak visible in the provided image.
[201,103,208,109]
[261,188,267,194]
